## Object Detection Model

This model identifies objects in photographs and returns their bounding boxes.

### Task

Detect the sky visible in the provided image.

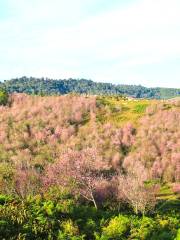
[0,0,180,88]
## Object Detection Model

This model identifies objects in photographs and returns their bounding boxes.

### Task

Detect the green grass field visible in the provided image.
[96,96,157,126]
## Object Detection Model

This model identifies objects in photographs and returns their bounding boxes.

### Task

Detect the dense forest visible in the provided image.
[1,76,180,99]
[0,91,179,239]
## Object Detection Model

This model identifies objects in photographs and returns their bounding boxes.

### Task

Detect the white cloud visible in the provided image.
[0,0,180,87]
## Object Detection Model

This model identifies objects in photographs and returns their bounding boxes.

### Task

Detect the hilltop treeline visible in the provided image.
[2,76,180,99]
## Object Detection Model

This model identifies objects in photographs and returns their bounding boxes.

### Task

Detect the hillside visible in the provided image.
[2,76,180,99]
[0,93,180,239]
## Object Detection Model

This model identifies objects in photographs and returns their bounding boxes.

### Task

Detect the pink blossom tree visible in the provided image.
[118,163,159,215]
[43,148,107,208]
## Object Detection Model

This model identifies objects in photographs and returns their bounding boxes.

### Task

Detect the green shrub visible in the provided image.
[0,88,8,105]
[175,229,180,240]
[60,219,79,236]
[0,195,179,239]
[101,215,130,239]
[130,217,155,239]
[130,216,180,240]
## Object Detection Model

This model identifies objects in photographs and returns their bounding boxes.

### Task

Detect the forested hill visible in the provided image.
[1,76,180,99]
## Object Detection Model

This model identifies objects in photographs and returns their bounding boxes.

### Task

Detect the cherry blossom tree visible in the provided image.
[118,163,159,215]
[43,148,107,208]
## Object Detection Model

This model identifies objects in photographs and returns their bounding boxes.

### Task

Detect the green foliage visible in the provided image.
[0,196,179,239]
[130,216,155,239]
[0,196,84,239]
[101,215,130,239]
[0,87,8,105]
[96,96,153,126]
[133,103,149,113]
[0,194,12,204]
[2,76,180,99]
[60,219,79,237]
[129,216,180,240]
[175,229,180,240]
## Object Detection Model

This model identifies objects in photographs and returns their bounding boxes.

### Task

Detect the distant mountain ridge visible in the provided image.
[1,76,180,99]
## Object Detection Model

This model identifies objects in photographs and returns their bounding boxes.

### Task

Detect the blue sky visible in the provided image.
[0,0,180,88]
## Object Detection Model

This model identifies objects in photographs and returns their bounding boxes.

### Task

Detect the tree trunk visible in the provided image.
[91,192,97,209]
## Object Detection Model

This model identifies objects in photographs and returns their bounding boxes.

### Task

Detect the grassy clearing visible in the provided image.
[96,96,157,127]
